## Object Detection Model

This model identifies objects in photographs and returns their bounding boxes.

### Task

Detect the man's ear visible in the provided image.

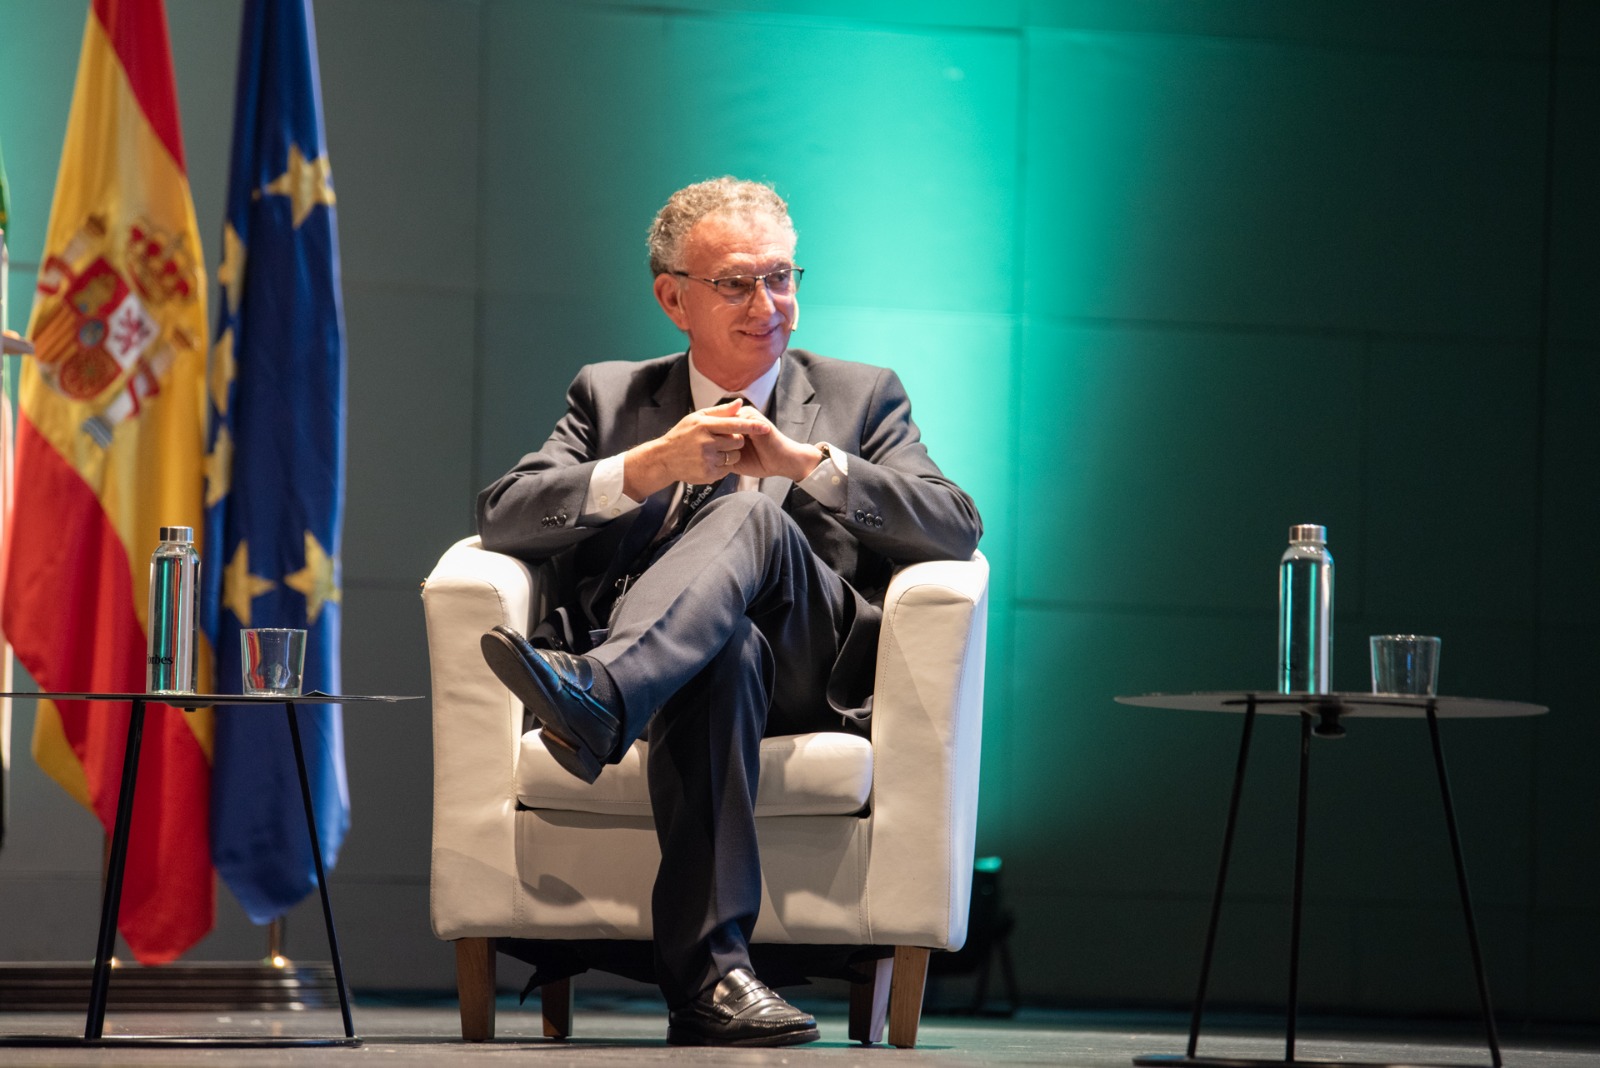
[653,273,690,332]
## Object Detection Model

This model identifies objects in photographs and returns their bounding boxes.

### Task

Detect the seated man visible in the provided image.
[477,177,981,1047]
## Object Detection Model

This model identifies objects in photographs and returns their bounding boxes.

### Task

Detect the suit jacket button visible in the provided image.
[854,509,865,522]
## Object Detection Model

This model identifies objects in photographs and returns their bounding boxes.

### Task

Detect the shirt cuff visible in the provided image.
[797,442,848,511]
[581,453,641,522]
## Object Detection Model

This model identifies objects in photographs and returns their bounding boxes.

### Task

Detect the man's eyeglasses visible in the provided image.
[670,267,804,303]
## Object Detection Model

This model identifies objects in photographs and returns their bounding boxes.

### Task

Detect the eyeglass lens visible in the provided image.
[714,268,800,299]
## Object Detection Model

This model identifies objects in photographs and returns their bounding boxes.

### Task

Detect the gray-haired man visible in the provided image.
[478,177,981,1046]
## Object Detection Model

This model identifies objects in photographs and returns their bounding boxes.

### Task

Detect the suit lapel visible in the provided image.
[636,356,691,447]
[763,354,819,505]
[590,356,687,597]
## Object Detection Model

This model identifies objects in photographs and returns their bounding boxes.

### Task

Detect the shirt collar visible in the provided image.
[687,352,782,414]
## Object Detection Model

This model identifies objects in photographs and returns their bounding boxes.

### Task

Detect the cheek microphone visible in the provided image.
[785,303,800,332]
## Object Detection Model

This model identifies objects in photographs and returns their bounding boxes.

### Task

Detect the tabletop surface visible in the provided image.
[1116,690,1547,719]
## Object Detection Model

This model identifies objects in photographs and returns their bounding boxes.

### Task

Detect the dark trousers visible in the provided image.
[588,492,852,1007]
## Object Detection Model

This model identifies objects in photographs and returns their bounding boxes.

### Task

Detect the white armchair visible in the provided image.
[422,536,987,1047]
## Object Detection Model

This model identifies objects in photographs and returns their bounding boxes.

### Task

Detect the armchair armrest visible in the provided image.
[864,551,989,950]
[423,536,548,938]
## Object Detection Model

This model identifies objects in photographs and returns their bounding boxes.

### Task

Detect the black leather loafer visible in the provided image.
[666,968,820,1047]
[480,625,620,784]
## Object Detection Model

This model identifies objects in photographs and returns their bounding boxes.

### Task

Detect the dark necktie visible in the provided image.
[679,474,733,519]
[674,394,745,525]
[597,396,746,622]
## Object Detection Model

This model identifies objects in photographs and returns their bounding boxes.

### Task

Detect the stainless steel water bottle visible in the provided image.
[1278,523,1333,694]
[147,526,200,694]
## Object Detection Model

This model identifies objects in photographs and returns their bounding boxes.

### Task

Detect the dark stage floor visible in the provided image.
[0,993,1596,1067]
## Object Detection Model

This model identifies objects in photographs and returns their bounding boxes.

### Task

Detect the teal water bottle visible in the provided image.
[147,526,200,694]
[1278,524,1333,694]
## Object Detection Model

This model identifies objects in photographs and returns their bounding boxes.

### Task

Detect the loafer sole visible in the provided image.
[480,630,605,784]
[666,1022,820,1047]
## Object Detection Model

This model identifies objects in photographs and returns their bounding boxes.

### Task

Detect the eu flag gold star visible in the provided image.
[204,425,234,508]
[284,530,341,624]
[209,328,236,417]
[263,143,337,229]
[224,540,277,626]
[217,222,246,314]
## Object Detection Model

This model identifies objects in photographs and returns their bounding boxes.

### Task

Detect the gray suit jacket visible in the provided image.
[477,348,982,714]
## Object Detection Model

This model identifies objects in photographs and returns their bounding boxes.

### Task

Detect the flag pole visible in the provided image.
[267,917,286,966]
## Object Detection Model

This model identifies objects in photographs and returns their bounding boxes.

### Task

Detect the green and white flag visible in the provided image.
[0,132,10,231]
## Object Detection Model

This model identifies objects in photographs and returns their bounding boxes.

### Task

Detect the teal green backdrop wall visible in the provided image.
[0,0,1595,1020]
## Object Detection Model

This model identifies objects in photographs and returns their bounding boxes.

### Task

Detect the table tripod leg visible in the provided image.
[1285,711,1312,1062]
[284,704,356,1039]
[1426,706,1501,1068]
[1186,699,1257,1059]
[85,698,146,1041]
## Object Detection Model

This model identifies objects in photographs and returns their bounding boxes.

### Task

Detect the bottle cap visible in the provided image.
[1288,524,1327,544]
[159,526,194,543]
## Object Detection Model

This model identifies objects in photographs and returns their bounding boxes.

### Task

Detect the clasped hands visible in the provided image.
[622,398,823,501]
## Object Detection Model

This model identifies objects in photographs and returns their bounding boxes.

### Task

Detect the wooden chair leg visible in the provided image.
[454,937,496,1041]
[541,975,573,1039]
[887,945,931,1049]
[848,955,893,1044]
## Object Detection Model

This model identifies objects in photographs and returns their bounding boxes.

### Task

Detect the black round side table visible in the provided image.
[1116,691,1546,1068]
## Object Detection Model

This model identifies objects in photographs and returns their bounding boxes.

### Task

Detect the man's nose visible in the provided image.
[746,278,779,316]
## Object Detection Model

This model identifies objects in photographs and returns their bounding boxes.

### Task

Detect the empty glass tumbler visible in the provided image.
[1370,635,1441,696]
[241,628,307,696]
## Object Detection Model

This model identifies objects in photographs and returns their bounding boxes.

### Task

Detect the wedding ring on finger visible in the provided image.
[722,451,737,466]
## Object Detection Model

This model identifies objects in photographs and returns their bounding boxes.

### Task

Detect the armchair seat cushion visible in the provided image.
[517,730,873,818]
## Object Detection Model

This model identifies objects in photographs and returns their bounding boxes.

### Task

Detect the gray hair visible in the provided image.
[647,177,794,276]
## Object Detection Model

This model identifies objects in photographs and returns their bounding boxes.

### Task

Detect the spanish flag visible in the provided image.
[2,0,213,963]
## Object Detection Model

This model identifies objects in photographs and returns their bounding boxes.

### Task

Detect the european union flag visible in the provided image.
[202,0,348,924]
